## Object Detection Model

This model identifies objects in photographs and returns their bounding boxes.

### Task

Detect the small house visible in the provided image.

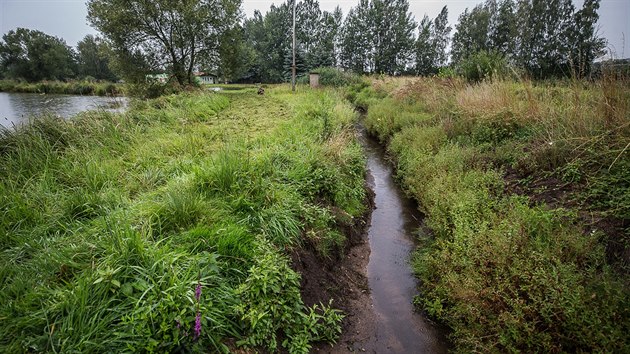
[194,72,218,84]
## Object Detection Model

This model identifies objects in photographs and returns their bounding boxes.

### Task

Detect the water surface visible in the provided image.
[360,126,448,353]
[0,92,126,128]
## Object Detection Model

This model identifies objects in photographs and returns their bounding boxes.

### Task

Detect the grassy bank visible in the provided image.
[0,79,123,96]
[350,77,630,352]
[0,86,366,352]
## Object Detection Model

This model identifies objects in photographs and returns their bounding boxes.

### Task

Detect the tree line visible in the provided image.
[0,0,606,85]
[0,29,117,82]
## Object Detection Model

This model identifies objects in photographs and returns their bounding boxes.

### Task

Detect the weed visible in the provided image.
[359,76,630,352]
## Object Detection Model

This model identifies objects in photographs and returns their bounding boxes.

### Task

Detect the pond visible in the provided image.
[0,92,127,129]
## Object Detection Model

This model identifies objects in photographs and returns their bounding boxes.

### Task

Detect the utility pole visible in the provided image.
[292,0,296,92]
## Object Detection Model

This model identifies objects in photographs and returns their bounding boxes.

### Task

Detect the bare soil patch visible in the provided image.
[291,187,383,353]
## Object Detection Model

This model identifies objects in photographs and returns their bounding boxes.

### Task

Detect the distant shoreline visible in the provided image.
[0,80,124,97]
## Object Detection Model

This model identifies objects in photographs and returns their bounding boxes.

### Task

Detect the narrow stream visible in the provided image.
[360,126,447,353]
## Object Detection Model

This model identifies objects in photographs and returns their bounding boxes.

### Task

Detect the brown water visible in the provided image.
[0,92,126,129]
[360,126,448,353]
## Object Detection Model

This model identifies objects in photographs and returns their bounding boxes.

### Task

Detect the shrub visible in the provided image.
[235,242,343,353]
[310,67,363,87]
[458,50,510,83]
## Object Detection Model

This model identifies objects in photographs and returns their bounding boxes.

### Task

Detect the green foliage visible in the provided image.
[360,76,630,352]
[415,6,451,75]
[235,242,343,353]
[76,34,118,81]
[340,0,417,75]
[87,0,241,86]
[310,67,363,87]
[458,50,510,82]
[0,79,122,96]
[0,87,364,351]
[241,1,341,83]
[451,0,605,79]
[0,28,77,81]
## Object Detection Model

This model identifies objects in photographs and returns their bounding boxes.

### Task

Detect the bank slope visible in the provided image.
[351,77,630,352]
[0,86,366,353]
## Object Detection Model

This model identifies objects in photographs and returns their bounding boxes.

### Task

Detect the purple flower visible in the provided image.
[194,312,202,340]
[195,282,202,302]
[176,319,181,329]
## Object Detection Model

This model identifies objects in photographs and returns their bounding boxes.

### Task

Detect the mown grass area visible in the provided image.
[350,76,630,352]
[0,79,123,96]
[0,85,366,353]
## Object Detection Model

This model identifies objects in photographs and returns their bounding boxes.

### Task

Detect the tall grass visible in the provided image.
[0,87,365,352]
[0,79,123,96]
[353,75,630,352]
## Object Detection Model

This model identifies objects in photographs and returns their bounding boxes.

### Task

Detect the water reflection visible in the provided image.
[0,92,127,128]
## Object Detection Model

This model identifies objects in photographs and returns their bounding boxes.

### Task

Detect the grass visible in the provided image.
[0,79,123,96]
[350,75,630,352]
[0,85,365,353]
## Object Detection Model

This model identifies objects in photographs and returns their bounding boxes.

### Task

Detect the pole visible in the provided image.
[292,0,296,92]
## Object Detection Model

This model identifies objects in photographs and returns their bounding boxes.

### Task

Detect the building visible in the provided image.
[194,72,218,84]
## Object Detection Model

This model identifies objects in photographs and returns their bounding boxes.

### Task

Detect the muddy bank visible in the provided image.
[292,184,377,353]
[293,127,448,353]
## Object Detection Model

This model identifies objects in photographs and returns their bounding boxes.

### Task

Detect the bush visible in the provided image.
[310,67,363,87]
[235,242,343,354]
[458,50,510,83]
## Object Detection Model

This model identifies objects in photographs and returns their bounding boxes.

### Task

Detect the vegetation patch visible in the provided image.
[350,76,630,352]
[0,86,366,353]
[0,79,123,96]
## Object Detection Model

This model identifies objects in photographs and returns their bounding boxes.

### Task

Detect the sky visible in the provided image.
[1,0,629,58]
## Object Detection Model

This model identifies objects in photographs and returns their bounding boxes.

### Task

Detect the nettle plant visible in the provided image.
[235,241,343,354]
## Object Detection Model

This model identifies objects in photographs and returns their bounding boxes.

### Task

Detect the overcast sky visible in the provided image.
[1,0,628,58]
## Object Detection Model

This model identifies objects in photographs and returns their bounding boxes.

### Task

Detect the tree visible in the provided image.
[372,0,416,74]
[87,0,242,86]
[340,0,415,75]
[431,6,451,68]
[76,35,117,81]
[568,0,605,77]
[414,6,451,74]
[216,24,256,83]
[296,0,322,68]
[489,0,517,58]
[451,5,491,64]
[414,16,434,75]
[339,1,373,73]
[0,28,77,81]
[308,6,343,68]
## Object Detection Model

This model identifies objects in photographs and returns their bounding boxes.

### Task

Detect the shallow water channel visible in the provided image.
[359,126,447,353]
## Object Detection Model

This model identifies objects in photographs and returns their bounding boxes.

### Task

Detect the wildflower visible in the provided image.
[194,312,202,340]
[195,282,202,302]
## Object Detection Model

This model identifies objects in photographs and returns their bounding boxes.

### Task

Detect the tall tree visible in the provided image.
[309,7,343,68]
[340,0,415,75]
[372,0,416,74]
[76,35,117,81]
[415,6,451,74]
[414,16,434,75]
[0,28,77,81]
[339,1,373,73]
[87,0,242,86]
[489,0,517,58]
[451,4,491,64]
[431,6,451,68]
[568,0,605,77]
